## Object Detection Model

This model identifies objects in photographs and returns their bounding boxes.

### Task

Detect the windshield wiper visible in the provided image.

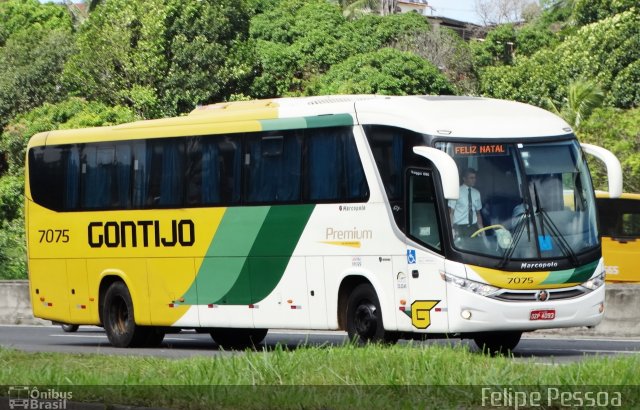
[532,184,579,266]
[497,207,532,269]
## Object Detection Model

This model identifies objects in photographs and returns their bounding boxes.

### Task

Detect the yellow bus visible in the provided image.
[25,95,622,353]
[596,192,640,282]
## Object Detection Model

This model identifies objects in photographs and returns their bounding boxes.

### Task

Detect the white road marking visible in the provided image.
[50,334,106,338]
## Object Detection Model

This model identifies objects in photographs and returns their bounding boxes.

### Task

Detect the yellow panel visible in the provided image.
[28,205,225,260]
[86,259,151,325]
[66,259,97,324]
[147,258,195,326]
[602,237,640,282]
[29,259,70,323]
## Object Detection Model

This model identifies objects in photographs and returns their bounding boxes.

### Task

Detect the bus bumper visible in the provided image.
[445,283,605,333]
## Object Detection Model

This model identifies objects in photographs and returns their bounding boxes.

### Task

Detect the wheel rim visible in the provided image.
[109,295,129,336]
[354,301,378,340]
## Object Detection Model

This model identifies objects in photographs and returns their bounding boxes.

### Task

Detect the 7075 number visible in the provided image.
[38,229,69,243]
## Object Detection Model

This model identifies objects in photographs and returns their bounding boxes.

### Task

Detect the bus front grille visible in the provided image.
[491,287,587,302]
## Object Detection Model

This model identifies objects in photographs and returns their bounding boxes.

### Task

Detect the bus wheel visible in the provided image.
[210,328,268,350]
[346,284,398,344]
[103,281,148,348]
[60,323,79,333]
[473,331,522,355]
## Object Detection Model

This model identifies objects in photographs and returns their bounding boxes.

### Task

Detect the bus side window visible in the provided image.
[146,139,185,207]
[408,170,442,251]
[305,127,368,202]
[245,131,302,203]
[186,136,241,206]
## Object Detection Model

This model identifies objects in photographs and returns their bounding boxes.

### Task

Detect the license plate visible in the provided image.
[530,309,556,320]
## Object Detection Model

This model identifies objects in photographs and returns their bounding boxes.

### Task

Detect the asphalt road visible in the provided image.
[1,325,640,364]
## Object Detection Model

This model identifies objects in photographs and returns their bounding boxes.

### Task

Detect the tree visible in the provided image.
[573,0,637,26]
[545,79,604,129]
[475,0,539,25]
[0,0,72,46]
[0,28,75,129]
[249,1,430,97]
[579,107,640,193]
[396,25,477,94]
[63,0,252,118]
[0,0,75,128]
[305,48,454,96]
[479,9,640,109]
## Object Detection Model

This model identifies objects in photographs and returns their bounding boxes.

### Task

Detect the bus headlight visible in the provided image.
[441,272,499,297]
[581,272,606,290]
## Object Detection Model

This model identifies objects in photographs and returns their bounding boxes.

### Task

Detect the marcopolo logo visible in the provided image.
[520,261,558,270]
[8,386,72,409]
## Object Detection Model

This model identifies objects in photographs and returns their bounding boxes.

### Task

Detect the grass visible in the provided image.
[1,343,639,409]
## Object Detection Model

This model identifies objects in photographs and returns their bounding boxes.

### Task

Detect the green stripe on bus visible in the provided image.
[260,117,307,131]
[247,204,315,302]
[183,205,315,305]
[565,260,599,283]
[259,114,353,131]
[181,207,270,305]
[540,260,599,285]
[305,113,354,128]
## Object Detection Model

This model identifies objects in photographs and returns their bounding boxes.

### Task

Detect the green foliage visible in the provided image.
[395,25,476,94]
[0,175,24,279]
[0,28,75,129]
[306,48,454,96]
[0,0,72,46]
[249,0,348,97]
[249,1,430,97]
[515,24,557,57]
[608,59,640,109]
[579,108,640,193]
[546,79,604,129]
[472,24,517,67]
[573,0,637,26]
[0,174,22,222]
[479,48,567,107]
[0,215,26,280]
[479,9,639,109]
[64,0,251,118]
[0,0,74,128]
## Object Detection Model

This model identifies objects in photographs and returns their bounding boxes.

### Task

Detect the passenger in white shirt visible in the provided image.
[449,168,484,239]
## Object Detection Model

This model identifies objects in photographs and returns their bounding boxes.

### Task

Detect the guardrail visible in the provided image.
[1,280,638,336]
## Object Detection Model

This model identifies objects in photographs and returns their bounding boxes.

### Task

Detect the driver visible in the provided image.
[449,168,484,239]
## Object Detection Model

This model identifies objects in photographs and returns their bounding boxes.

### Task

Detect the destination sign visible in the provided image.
[453,144,508,156]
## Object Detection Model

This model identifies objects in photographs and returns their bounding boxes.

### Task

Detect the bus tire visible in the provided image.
[60,323,79,333]
[142,327,166,347]
[346,283,398,344]
[473,331,522,355]
[102,281,148,348]
[210,328,268,350]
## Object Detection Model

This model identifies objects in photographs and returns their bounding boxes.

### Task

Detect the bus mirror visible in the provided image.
[580,143,623,198]
[412,146,460,200]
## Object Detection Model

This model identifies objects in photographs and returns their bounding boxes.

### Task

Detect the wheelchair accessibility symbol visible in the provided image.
[407,249,416,264]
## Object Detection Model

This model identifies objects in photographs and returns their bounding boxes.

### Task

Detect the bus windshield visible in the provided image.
[438,139,599,263]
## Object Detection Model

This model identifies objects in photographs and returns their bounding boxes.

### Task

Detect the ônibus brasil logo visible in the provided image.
[7,386,72,410]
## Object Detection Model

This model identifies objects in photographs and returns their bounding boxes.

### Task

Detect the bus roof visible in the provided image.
[28,95,573,148]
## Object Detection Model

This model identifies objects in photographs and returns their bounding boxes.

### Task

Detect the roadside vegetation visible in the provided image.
[1,343,639,408]
[1,0,639,279]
